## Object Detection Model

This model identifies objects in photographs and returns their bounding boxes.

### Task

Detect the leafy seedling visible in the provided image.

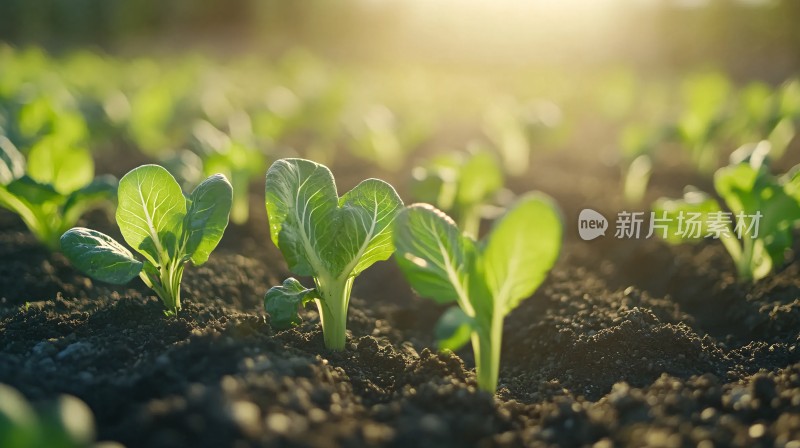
[61,165,232,314]
[410,148,505,238]
[674,71,732,173]
[264,158,403,350]
[0,136,116,250]
[653,142,800,282]
[393,194,562,393]
[193,121,266,225]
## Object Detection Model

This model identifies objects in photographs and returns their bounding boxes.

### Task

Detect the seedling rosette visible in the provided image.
[61,165,233,314]
[393,193,562,393]
[0,137,116,250]
[653,143,800,282]
[264,158,403,350]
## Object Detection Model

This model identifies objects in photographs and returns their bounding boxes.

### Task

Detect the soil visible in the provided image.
[2,139,800,448]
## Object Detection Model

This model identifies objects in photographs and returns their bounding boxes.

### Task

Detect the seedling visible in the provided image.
[674,71,732,172]
[264,158,403,350]
[410,148,504,238]
[618,123,657,205]
[0,137,115,250]
[61,165,232,314]
[653,143,800,282]
[393,194,562,393]
[346,104,432,171]
[189,120,266,224]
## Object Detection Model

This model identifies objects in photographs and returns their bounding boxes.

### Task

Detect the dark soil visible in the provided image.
[2,143,800,448]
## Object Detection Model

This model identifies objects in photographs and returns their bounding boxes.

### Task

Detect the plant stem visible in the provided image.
[461,205,481,239]
[472,312,503,393]
[314,275,355,350]
[159,262,185,314]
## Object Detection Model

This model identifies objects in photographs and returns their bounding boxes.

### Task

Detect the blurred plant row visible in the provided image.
[1,45,799,275]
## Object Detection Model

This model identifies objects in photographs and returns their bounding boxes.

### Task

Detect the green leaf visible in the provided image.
[265,158,403,279]
[264,277,319,329]
[651,189,723,244]
[767,118,795,160]
[116,165,186,265]
[337,178,404,276]
[265,158,338,276]
[5,176,60,205]
[456,151,503,209]
[60,228,143,285]
[435,306,474,351]
[184,173,233,265]
[62,175,117,226]
[27,138,93,194]
[0,136,25,185]
[393,203,476,305]
[482,193,562,314]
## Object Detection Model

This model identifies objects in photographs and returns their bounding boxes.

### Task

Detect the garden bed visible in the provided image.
[2,143,799,448]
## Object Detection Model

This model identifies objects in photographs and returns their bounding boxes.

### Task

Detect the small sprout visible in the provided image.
[61,165,232,314]
[0,136,116,250]
[619,123,662,205]
[393,193,563,393]
[653,143,800,282]
[410,148,505,238]
[264,158,403,350]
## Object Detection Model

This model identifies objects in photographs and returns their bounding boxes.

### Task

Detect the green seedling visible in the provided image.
[61,165,232,314]
[393,194,562,393]
[618,123,658,205]
[410,149,504,238]
[0,383,123,448]
[675,71,732,173]
[653,142,800,282]
[0,137,116,250]
[264,158,403,350]
[189,120,266,225]
[730,81,797,160]
[346,104,432,171]
[482,98,533,177]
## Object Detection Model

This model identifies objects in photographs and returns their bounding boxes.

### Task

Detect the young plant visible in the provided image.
[170,120,267,225]
[264,158,403,350]
[393,194,562,393]
[410,148,505,238]
[60,165,232,314]
[0,136,116,250]
[653,143,800,282]
[674,71,732,173]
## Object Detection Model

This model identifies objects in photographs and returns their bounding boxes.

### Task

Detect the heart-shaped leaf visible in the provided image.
[265,158,403,280]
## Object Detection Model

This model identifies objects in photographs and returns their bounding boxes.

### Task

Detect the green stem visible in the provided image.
[736,235,754,283]
[460,205,481,239]
[314,275,355,350]
[472,313,503,393]
[159,262,185,314]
